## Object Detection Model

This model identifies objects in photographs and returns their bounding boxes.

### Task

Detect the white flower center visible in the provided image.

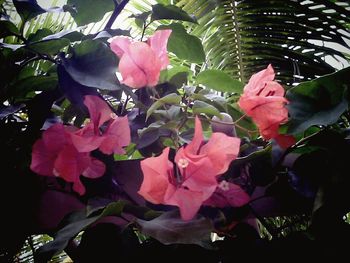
[218,180,230,191]
[177,158,189,169]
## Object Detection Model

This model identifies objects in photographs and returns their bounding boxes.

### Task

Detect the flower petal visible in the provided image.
[54,144,90,183]
[204,183,250,208]
[244,64,275,95]
[164,186,204,221]
[184,116,204,156]
[110,36,132,58]
[148,29,172,70]
[118,52,148,88]
[128,42,161,87]
[82,157,106,178]
[274,134,296,149]
[30,139,55,176]
[84,95,113,129]
[70,123,105,152]
[99,116,131,154]
[200,133,241,175]
[42,123,67,152]
[138,147,173,204]
[73,180,86,196]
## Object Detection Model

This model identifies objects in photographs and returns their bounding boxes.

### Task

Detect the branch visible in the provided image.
[104,0,130,30]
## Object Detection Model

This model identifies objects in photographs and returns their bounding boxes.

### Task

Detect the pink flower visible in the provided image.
[238,65,295,148]
[138,117,241,220]
[70,95,131,155]
[110,30,172,89]
[30,124,105,195]
[30,95,131,195]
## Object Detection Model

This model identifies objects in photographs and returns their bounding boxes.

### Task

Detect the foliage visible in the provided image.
[0,0,349,262]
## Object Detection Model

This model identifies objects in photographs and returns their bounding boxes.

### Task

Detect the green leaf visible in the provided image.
[196,69,243,93]
[136,210,213,248]
[146,93,182,120]
[67,0,115,26]
[61,39,119,90]
[28,39,70,54]
[0,21,19,38]
[286,68,350,134]
[158,23,205,63]
[151,4,197,23]
[10,75,58,99]
[13,0,46,22]
[192,100,221,118]
[37,200,126,261]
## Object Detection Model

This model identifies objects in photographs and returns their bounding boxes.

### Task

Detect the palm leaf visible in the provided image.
[177,0,350,85]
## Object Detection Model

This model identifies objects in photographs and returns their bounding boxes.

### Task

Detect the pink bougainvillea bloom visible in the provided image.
[110,30,172,89]
[238,64,295,148]
[138,117,241,220]
[70,95,131,155]
[203,180,250,208]
[30,124,106,195]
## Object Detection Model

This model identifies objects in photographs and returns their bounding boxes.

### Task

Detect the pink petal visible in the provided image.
[259,80,285,97]
[84,95,113,129]
[118,52,148,88]
[30,139,55,176]
[164,185,204,221]
[138,147,173,204]
[99,116,131,154]
[244,64,275,96]
[148,30,172,70]
[54,144,90,183]
[128,42,161,87]
[73,180,86,196]
[82,157,106,178]
[110,36,132,58]
[200,133,241,175]
[184,116,204,156]
[70,123,105,152]
[274,134,296,149]
[42,123,67,152]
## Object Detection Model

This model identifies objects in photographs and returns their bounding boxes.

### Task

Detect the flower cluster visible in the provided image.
[30,95,131,195]
[238,65,295,148]
[138,117,248,220]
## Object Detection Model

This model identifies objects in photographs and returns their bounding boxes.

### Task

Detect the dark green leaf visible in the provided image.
[136,210,213,248]
[13,0,46,21]
[158,23,205,63]
[0,21,19,38]
[28,38,70,54]
[146,93,181,120]
[192,100,221,118]
[196,69,243,93]
[61,39,119,90]
[67,0,114,26]
[151,4,197,23]
[286,68,350,134]
[10,75,58,99]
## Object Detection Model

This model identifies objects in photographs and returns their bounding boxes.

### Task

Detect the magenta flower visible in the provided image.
[238,65,295,148]
[30,95,131,195]
[70,95,131,155]
[30,124,105,195]
[110,30,172,89]
[138,117,241,220]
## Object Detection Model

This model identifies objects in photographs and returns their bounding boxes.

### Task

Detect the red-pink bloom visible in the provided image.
[30,124,105,195]
[70,95,131,155]
[138,117,241,220]
[30,95,131,195]
[238,64,295,148]
[110,30,172,89]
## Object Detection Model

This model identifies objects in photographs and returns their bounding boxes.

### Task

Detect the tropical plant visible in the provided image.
[1,0,350,262]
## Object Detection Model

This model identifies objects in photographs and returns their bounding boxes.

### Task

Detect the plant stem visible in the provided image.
[104,0,130,30]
